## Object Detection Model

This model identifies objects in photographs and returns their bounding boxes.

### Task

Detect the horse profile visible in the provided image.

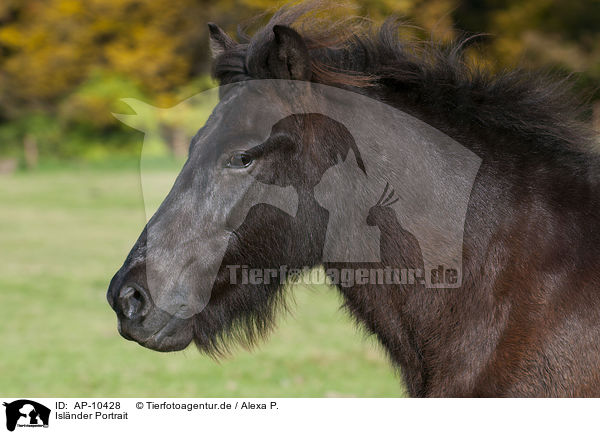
[107,3,600,397]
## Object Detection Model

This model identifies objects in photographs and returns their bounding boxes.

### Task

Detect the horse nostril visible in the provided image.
[118,284,150,320]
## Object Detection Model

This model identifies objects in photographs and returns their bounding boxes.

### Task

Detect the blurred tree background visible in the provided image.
[0,0,598,167]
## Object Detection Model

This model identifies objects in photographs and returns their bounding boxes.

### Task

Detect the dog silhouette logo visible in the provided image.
[3,400,50,431]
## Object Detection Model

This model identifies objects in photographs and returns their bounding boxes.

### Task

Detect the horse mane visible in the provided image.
[212,1,596,161]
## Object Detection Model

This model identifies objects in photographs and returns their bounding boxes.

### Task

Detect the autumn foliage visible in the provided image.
[0,0,598,162]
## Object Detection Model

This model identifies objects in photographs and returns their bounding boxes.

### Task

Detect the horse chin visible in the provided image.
[118,312,194,353]
[139,330,193,352]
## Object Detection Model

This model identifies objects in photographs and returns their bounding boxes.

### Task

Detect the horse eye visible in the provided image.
[227,151,253,168]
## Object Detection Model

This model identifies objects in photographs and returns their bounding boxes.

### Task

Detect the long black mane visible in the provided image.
[213,2,596,167]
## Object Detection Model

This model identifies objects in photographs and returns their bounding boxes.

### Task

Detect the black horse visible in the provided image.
[108,3,600,396]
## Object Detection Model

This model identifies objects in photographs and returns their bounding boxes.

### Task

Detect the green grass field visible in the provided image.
[0,164,405,397]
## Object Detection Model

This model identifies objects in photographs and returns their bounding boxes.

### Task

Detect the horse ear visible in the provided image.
[208,23,235,58]
[268,25,311,80]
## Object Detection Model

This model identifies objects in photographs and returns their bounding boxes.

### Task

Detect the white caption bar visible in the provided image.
[1,398,597,434]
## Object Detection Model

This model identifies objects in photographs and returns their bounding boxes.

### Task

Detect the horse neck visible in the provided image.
[326,212,481,396]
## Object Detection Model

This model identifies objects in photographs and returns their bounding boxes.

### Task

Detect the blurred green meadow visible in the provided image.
[0,162,405,397]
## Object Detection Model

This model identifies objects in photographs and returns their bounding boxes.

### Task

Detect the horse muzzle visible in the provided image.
[107,274,193,352]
